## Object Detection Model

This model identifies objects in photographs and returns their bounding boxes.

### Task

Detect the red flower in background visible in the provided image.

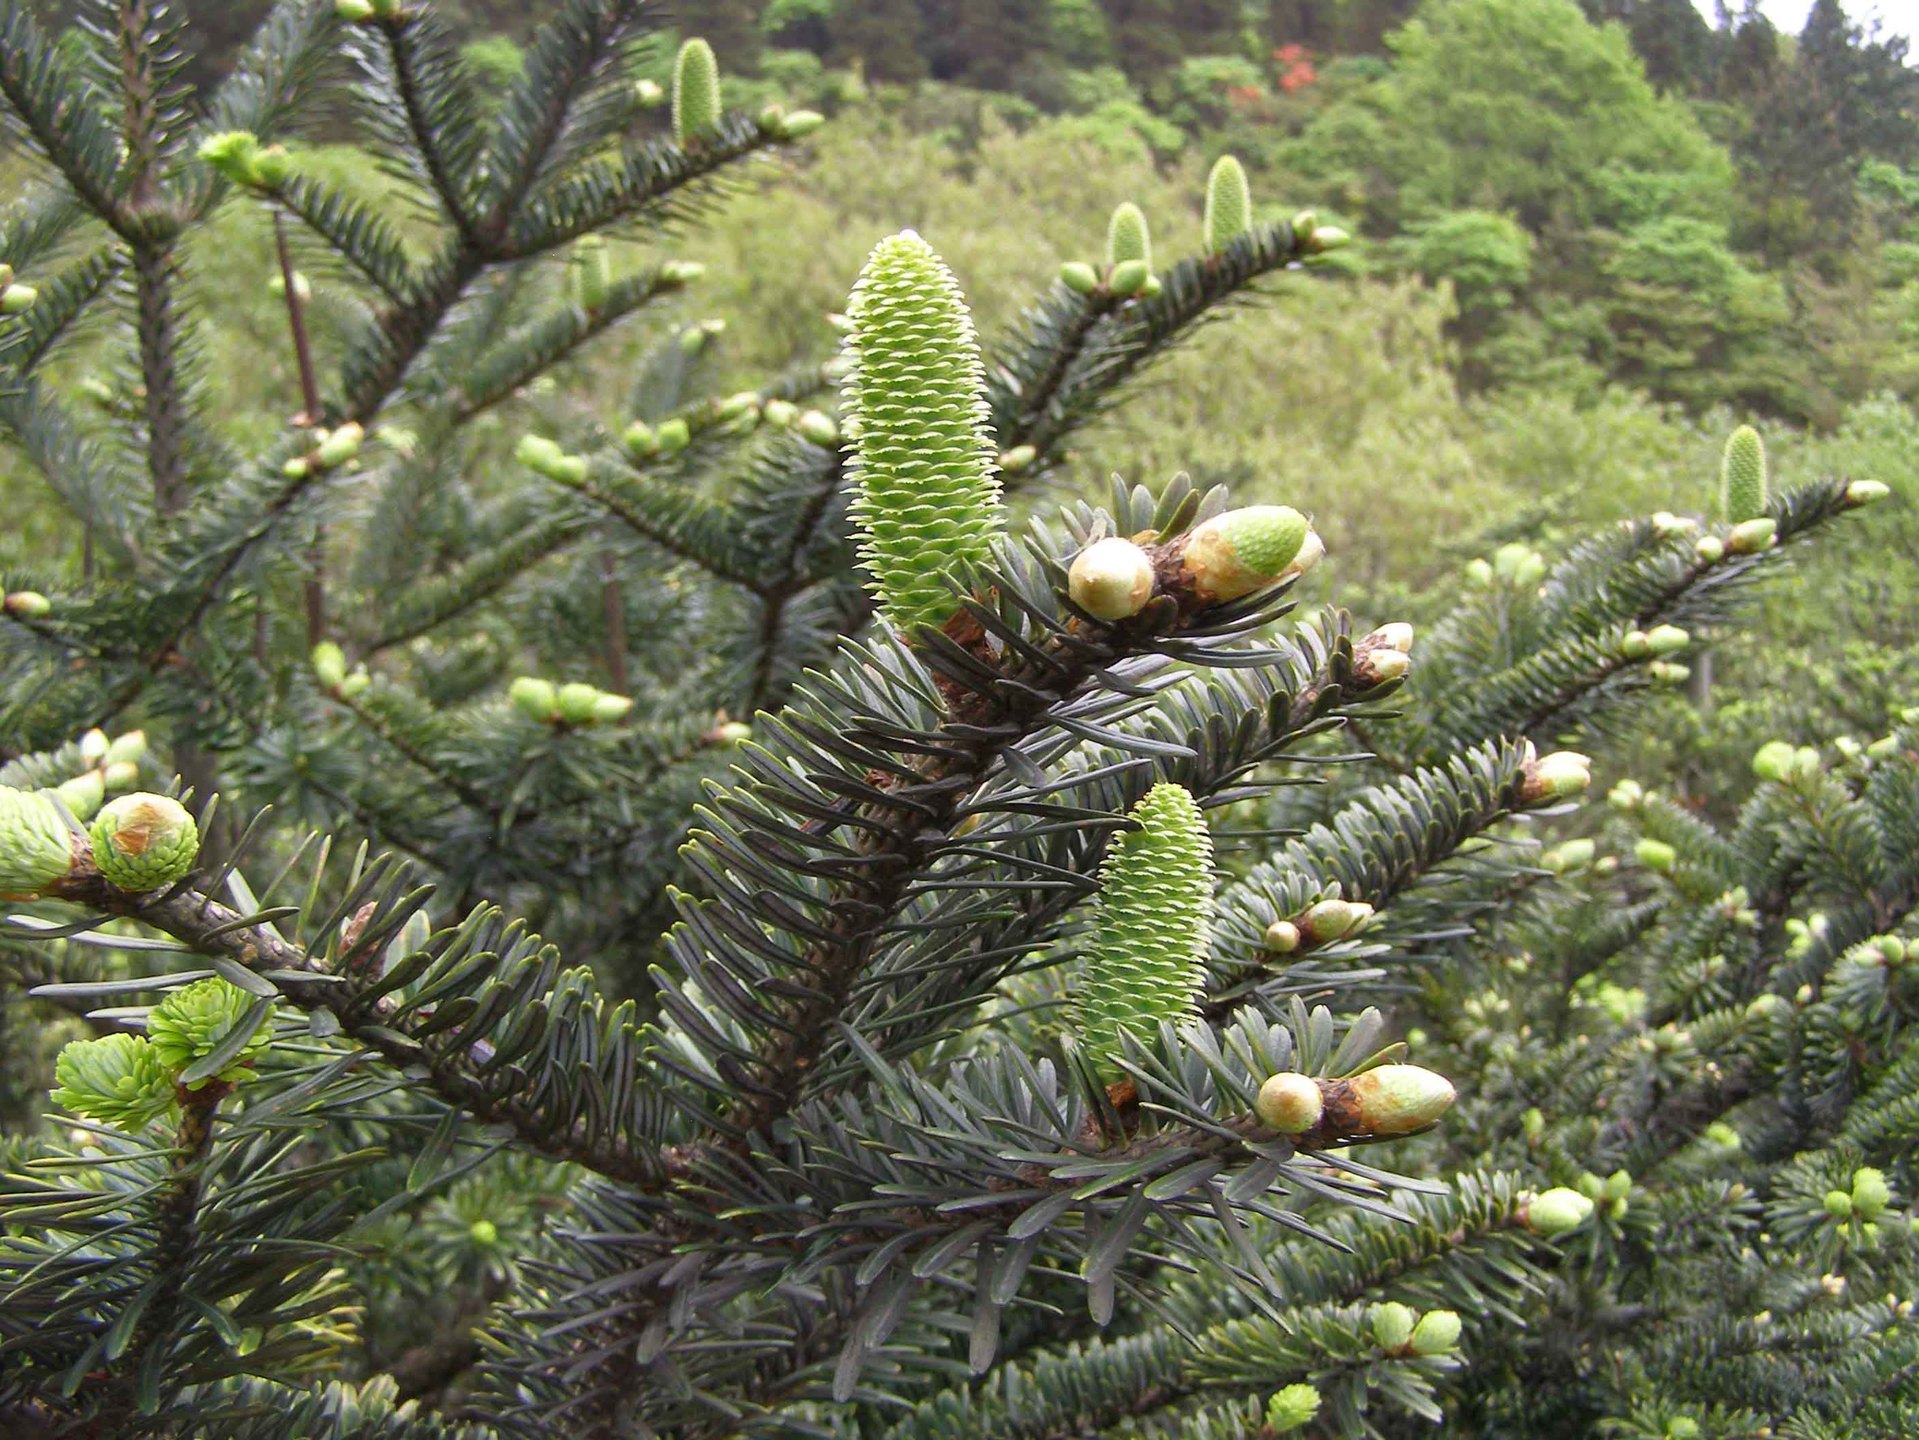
[1272,44,1317,94]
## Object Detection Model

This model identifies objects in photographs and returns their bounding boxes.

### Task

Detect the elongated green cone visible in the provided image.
[52,1033,176,1130]
[673,38,721,144]
[843,231,1004,633]
[0,786,76,899]
[89,793,199,892]
[1106,201,1151,270]
[1719,425,1768,522]
[1072,783,1214,1077]
[1203,155,1251,256]
[147,978,272,1086]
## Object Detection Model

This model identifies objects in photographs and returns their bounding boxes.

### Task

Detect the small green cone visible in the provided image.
[673,39,721,145]
[1719,425,1768,523]
[0,786,77,899]
[147,977,271,1085]
[1070,783,1214,1077]
[52,1033,177,1130]
[1106,202,1151,270]
[1203,155,1251,256]
[89,794,200,893]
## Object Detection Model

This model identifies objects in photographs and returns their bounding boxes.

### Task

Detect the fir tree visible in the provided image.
[0,5,1909,1438]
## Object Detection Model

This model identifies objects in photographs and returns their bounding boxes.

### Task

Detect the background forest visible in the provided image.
[3,0,1919,1435]
[11,0,1919,774]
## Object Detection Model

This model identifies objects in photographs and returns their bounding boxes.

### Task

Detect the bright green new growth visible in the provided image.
[52,1034,176,1130]
[0,786,74,899]
[1106,201,1151,270]
[146,978,272,1087]
[88,793,199,892]
[1719,425,1768,522]
[843,230,1004,633]
[1071,783,1215,1075]
[673,38,721,145]
[1203,155,1251,256]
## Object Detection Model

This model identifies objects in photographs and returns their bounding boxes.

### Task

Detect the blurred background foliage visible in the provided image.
[9,0,1917,806]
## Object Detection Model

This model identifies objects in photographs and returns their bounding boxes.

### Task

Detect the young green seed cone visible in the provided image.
[88,793,199,893]
[1180,505,1312,604]
[673,38,721,145]
[52,1033,177,1130]
[1203,155,1251,256]
[0,786,78,899]
[147,977,271,1085]
[1106,201,1151,270]
[843,231,1003,634]
[1719,425,1768,523]
[1071,783,1214,1077]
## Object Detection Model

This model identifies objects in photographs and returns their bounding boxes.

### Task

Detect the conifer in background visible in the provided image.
[0,5,1910,1439]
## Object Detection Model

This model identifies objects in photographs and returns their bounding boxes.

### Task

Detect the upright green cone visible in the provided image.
[1719,425,1768,523]
[1106,202,1151,270]
[673,38,721,145]
[1204,156,1251,256]
[1071,783,1215,1076]
[842,231,1004,634]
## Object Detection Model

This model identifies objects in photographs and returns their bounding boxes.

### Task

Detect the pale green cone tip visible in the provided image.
[1106,202,1151,270]
[1071,783,1214,1076]
[52,1033,176,1130]
[0,786,77,899]
[147,977,271,1085]
[89,793,199,893]
[1351,1063,1455,1135]
[1719,425,1768,523]
[843,231,1003,634]
[1203,155,1251,257]
[1181,505,1311,603]
[673,39,721,144]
